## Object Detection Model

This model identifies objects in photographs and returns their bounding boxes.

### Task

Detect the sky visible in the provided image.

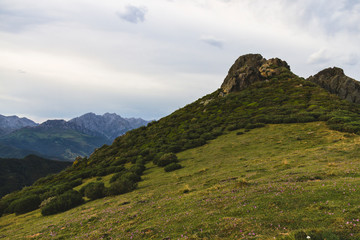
[0,0,359,123]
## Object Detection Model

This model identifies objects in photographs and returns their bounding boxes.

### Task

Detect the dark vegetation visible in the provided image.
[0,155,71,197]
[2,63,360,219]
[41,190,84,216]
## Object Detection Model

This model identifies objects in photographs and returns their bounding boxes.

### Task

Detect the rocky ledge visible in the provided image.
[220,53,290,93]
[307,67,360,104]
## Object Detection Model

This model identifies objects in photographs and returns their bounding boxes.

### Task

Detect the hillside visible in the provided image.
[0,155,71,198]
[1,122,360,239]
[1,54,360,239]
[0,113,149,161]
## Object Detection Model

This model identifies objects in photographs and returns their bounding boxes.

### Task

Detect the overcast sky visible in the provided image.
[1,0,359,123]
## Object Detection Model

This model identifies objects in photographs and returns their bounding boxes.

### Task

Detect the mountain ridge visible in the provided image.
[0,113,149,161]
[0,115,38,136]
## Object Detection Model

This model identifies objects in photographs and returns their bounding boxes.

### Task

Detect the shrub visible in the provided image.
[107,178,137,196]
[157,153,178,167]
[122,172,141,183]
[130,164,145,176]
[109,172,122,183]
[164,163,182,172]
[11,195,41,215]
[0,201,7,216]
[70,178,83,188]
[54,183,73,195]
[39,196,56,209]
[41,190,84,216]
[83,182,105,200]
[227,124,240,131]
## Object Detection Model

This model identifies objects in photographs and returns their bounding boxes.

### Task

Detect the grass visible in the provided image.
[1,122,360,239]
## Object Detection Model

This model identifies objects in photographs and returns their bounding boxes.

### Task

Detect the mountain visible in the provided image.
[0,125,109,161]
[0,113,149,161]
[69,112,150,140]
[0,115,38,136]
[2,54,360,239]
[307,67,360,104]
[0,155,71,198]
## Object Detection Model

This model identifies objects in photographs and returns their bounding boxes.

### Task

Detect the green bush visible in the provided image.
[107,178,137,196]
[41,190,84,216]
[130,164,145,176]
[122,172,141,183]
[11,195,41,215]
[83,182,105,200]
[109,172,121,183]
[157,153,178,167]
[164,163,182,172]
[0,201,7,216]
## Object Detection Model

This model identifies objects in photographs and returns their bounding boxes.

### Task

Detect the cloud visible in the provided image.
[0,0,360,122]
[0,7,54,32]
[201,36,224,48]
[116,5,147,24]
[344,53,359,66]
[307,49,331,64]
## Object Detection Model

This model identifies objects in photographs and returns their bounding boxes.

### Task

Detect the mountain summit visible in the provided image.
[69,112,149,140]
[221,53,290,93]
[307,67,360,104]
[0,115,38,136]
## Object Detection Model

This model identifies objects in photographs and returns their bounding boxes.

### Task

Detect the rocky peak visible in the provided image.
[221,54,290,93]
[307,67,360,104]
[69,113,149,140]
[0,115,38,136]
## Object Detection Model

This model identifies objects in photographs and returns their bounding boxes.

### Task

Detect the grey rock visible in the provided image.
[221,54,290,93]
[307,67,360,104]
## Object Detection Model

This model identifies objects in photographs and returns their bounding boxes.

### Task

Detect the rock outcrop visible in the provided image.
[307,67,360,104]
[221,54,290,93]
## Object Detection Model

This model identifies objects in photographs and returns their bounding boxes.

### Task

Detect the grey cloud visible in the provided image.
[116,5,147,24]
[307,49,331,64]
[344,54,359,66]
[286,0,360,35]
[0,5,54,33]
[201,36,224,48]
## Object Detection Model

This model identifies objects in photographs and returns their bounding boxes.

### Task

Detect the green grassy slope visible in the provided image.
[1,122,360,239]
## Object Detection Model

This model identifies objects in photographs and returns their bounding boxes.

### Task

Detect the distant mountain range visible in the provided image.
[0,115,38,136]
[0,113,149,161]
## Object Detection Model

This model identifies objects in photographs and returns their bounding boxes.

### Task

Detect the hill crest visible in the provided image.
[220,53,290,94]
